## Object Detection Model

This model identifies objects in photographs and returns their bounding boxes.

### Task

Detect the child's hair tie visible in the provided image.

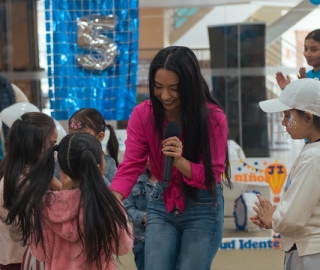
[69,120,85,130]
[18,117,23,121]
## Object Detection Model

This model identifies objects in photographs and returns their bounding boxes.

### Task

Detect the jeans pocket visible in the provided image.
[192,194,215,205]
[132,187,147,210]
[192,185,223,206]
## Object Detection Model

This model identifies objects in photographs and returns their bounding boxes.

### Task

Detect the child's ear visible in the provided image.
[304,112,313,124]
[96,131,105,142]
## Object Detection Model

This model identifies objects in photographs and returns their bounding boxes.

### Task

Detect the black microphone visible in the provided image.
[163,121,181,189]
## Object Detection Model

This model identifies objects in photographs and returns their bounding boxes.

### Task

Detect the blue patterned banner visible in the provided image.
[45,0,139,120]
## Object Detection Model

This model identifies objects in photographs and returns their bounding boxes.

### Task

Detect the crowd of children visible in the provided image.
[1,31,320,270]
[0,107,154,270]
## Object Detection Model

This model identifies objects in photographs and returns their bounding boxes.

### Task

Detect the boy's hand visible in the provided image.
[276,72,291,90]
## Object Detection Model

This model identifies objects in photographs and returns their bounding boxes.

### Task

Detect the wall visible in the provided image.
[172,3,262,48]
[139,8,165,59]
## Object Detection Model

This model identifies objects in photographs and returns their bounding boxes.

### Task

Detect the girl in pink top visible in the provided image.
[110,46,232,270]
[7,133,133,270]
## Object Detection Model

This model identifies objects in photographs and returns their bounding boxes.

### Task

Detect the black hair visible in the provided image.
[68,108,119,166]
[6,133,131,269]
[305,29,320,43]
[148,46,232,200]
[1,112,56,209]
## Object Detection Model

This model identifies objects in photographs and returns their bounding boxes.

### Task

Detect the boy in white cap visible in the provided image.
[251,78,320,270]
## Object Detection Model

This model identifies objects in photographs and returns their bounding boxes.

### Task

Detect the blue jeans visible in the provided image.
[133,239,145,270]
[145,183,224,270]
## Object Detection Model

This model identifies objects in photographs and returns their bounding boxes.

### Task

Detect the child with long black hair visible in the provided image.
[68,108,119,183]
[6,133,132,270]
[0,112,58,270]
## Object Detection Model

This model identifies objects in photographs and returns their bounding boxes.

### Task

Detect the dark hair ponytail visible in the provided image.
[6,145,56,245]
[75,148,123,267]
[58,133,129,269]
[106,124,119,166]
[2,112,56,209]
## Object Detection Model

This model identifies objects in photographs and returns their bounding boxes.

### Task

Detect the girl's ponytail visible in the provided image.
[59,133,130,269]
[6,145,56,246]
[106,124,119,166]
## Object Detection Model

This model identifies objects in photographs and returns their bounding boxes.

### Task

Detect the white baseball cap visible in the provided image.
[259,78,320,117]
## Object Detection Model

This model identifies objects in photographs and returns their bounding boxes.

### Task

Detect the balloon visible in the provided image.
[264,163,287,203]
[76,15,117,70]
[310,0,320,5]
[53,120,67,143]
[0,102,40,127]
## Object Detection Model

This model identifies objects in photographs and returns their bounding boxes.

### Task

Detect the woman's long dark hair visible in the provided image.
[6,133,130,270]
[148,46,231,199]
[68,108,119,166]
[1,112,56,209]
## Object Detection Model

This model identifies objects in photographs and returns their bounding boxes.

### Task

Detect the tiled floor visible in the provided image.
[116,248,284,270]
[116,138,305,270]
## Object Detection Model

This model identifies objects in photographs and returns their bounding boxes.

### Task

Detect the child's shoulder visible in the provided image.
[136,173,149,184]
[130,173,148,190]
[104,154,116,163]
[299,142,320,162]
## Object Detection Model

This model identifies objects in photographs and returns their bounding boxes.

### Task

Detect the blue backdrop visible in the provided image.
[45,0,139,120]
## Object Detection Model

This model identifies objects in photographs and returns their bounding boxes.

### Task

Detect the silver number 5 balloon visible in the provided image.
[76,14,117,71]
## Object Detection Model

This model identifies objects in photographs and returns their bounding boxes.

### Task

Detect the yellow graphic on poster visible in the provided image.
[264,163,287,203]
[230,158,288,202]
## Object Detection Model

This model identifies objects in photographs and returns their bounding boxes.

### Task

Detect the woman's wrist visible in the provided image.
[174,157,192,179]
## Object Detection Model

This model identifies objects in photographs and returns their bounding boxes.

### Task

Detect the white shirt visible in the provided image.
[272,141,320,256]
